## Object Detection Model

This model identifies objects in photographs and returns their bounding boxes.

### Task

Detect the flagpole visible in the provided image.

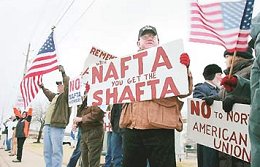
[228,51,237,78]
[23,43,31,76]
[51,26,61,66]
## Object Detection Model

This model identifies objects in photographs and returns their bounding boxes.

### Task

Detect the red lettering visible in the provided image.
[92,90,103,106]
[90,47,96,55]
[201,102,211,119]
[75,79,80,90]
[69,80,75,92]
[92,66,103,84]
[121,56,131,78]
[106,87,118,104]
[191,100,200,116]
[135,82,145,101]
[118,86,135,103]
[151,47,172,72]
[160,77,180,98]
[104,62,119,81]
[95,49,100,56]
[100,51,107,59]
[133,51,147,75]
[147,79,159,99]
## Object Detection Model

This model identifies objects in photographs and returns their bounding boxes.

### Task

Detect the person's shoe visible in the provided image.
[9,154,15,156]
[5,149,10,151]
[12,159,21,163]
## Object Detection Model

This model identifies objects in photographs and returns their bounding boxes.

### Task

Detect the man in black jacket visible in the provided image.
[110,104,124,167]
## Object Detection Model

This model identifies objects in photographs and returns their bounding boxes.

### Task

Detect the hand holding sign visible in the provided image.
[180,53,190,68]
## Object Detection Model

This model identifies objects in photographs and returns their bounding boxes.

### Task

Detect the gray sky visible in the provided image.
[0,0,259,121]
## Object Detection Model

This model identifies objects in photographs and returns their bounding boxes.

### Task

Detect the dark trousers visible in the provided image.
[17,137,26,161]
[197,144,219,167]
[123,128,176,167]
[67,131,81,167]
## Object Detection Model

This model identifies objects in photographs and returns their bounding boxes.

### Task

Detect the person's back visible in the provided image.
[193,64,222,167]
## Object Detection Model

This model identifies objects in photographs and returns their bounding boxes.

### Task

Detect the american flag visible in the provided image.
[189,0,254,52]
[20,32,59,108]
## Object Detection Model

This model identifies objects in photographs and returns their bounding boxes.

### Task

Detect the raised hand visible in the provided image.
[221,75,238,92]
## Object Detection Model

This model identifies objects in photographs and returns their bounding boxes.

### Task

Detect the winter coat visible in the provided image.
[193,82,219,99]
[193,81,220,167]
[42,72,71,128]
[111,104,124,133]
[217,47,253,167]
[14,108,32,138]
[249,12,260,167]
[76,97,104,133]
[119,70,193,131]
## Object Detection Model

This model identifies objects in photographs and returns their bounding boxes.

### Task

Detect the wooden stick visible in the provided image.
[228,51,237,78]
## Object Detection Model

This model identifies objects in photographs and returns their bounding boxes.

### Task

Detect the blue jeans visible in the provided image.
[44,125,65,167]
[6,138,11,150]
[111,132,123,167]
[67,129,81,167]
[104,132,112,167]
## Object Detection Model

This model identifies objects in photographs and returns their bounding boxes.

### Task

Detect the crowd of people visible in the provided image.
[0,11,260,167]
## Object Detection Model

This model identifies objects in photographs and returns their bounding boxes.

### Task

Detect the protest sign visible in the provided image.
[87,39,189,106]
[187,98,250,162]
[81,46,117,84]
[68,76,82,107]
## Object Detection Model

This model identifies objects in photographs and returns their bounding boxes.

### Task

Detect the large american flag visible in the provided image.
[189,0,254,52]
[20,32,59,108]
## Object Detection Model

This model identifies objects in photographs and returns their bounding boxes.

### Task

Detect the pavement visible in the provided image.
[0,138,69,167]
[0,138,197,167]
[0,147,48,167]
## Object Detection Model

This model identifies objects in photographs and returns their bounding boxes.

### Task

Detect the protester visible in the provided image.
[204,47,253,167]
[219,12,260,167]
[104,105,113,167]
[119,25,193,167]
[0,121,7,149]
[73,91,105,167]
[39,65,71,167]
[248,12,260,167]
[9,116,18,156]
[12,107,32,163]
[110,104,124,167]
[67,127,81,167]
[193,64,222,167]
[3,118,12,151]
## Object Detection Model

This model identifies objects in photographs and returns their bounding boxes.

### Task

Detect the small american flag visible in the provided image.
[189,0,254,52]
[20,32,59,108]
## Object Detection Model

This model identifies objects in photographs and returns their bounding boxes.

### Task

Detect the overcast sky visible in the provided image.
[0,0,259,121]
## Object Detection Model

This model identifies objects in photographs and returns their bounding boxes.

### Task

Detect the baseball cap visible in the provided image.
[138,25,158,40]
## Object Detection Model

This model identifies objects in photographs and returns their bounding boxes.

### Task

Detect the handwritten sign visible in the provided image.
[68,76,82,107]
[187,98,251,162]
[81,46,117,84]
[87,39,189,106]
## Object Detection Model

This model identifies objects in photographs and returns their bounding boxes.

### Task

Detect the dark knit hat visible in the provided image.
[203,64,222,80]
[223,47,253,59]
